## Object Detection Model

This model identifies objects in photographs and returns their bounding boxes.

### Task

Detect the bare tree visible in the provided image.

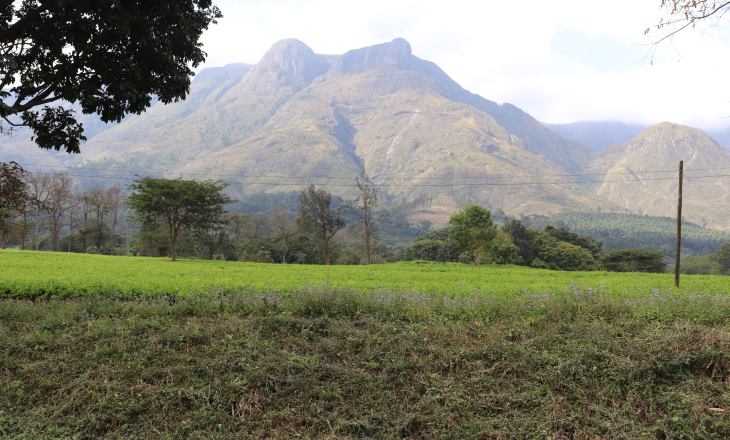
[341,169,389,265]
[121,201,139,257]
[647,1,730,50]
[66,194,84,252]
[269,209,296,263]
[47,173,74,252]
[85,184,112,254]
[104,185,126,256]
[24,173,53,251]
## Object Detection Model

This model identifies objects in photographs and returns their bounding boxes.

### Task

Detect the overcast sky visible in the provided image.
[196,0,730,131]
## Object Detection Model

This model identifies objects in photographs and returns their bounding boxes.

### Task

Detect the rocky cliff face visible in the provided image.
[234,39,330,94]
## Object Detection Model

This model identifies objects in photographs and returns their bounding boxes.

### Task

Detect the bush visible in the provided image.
[599,248,668,273]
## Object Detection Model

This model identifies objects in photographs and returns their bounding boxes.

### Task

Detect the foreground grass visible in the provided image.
[2,286,730,439]
[1,250,728,299]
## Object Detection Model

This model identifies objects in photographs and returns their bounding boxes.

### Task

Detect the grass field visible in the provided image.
[2,250,730,438]
[1,249,728,299]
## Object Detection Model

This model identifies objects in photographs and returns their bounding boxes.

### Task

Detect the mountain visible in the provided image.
[1,38,616,221]
[589,122,730,229]
[543,121,650,152]
[6,38,730,230]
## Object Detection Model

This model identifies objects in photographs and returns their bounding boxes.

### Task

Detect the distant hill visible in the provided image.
[543,120,730,151]
[543,121,650,152]
[588,122,730,230]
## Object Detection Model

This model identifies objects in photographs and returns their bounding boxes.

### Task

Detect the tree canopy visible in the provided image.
[0,0,221,153]
[448,204,499,265]
[127,177,233,261]
[296,184,346,266]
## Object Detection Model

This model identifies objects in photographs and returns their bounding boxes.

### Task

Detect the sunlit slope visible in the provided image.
[591,122,730,229]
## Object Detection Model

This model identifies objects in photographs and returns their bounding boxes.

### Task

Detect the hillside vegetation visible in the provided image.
[532,211,730,257]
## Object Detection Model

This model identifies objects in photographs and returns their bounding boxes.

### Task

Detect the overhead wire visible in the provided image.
[14,161,730,181]
[22,170,730,187]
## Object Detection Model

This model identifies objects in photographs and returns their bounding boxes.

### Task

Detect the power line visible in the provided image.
[15,162,730,181]
[24,171,730,187]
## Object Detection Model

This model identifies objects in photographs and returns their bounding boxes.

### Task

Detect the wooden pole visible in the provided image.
[675,160,683,288]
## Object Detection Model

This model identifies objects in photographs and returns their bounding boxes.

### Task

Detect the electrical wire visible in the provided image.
[14,162,730,180]
[23,171,730,187]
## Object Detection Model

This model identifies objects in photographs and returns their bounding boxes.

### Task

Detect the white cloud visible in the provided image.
[198,0,730,130]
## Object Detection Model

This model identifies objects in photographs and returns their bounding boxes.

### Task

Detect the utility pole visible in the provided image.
[675,160,683,288]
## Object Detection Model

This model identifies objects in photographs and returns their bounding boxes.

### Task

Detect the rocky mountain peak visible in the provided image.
[327,38,414,76]
[234,39,330,94]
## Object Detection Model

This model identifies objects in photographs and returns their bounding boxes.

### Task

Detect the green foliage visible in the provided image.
[482,230,521,265]
[297,184,346,265]
[0,162,32,212]
[710,242,730,275]
[449,204,498,265]
[127,177,234,261]
[396,228,463,263]
[681,255,723,275]
[1,0,222,153]
[543,225,603,258]
[540,211,730,257]
[599,248,668,273]
[529,230,597,271]
[501,219,534,265]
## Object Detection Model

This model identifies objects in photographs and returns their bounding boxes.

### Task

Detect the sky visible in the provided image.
[196,0,730,131]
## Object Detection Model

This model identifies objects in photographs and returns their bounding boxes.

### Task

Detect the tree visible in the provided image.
[710,242,730,275]
[0,0,222,152]
[599,248,668,273]
[46,173,73,251]
[647,1,730,48]
[544,225,603,259]
[502,219,534,266]
[297,184,346,265]
[104,186,126,255]
[529,230,598,271]
[341,168,389,265]
[127,177,234,261]
[24,172,52,251]
[1,161,31,212]
[269,209,296,264]
[448,204,498,265]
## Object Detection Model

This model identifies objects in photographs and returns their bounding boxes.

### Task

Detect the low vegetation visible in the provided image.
[2,282,730,438]
[2,250,729,299]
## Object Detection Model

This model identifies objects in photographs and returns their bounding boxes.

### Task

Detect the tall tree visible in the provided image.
[710,242,730,275]
[24,172,52,251]
[341,169,388,265]
[297,184,346,265]
[449,204,498,265]
[127,177,234,262]
[269,209,296,264]
[501,219,534,266]
[0,0,221,152]
[104,186,126,255]
[85,184,112,254]
[46,172,73,251]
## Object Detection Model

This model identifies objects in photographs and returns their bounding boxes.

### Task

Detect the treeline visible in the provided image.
[397,210,673,273]
[0,164,395,265]
[522,211,730,257]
